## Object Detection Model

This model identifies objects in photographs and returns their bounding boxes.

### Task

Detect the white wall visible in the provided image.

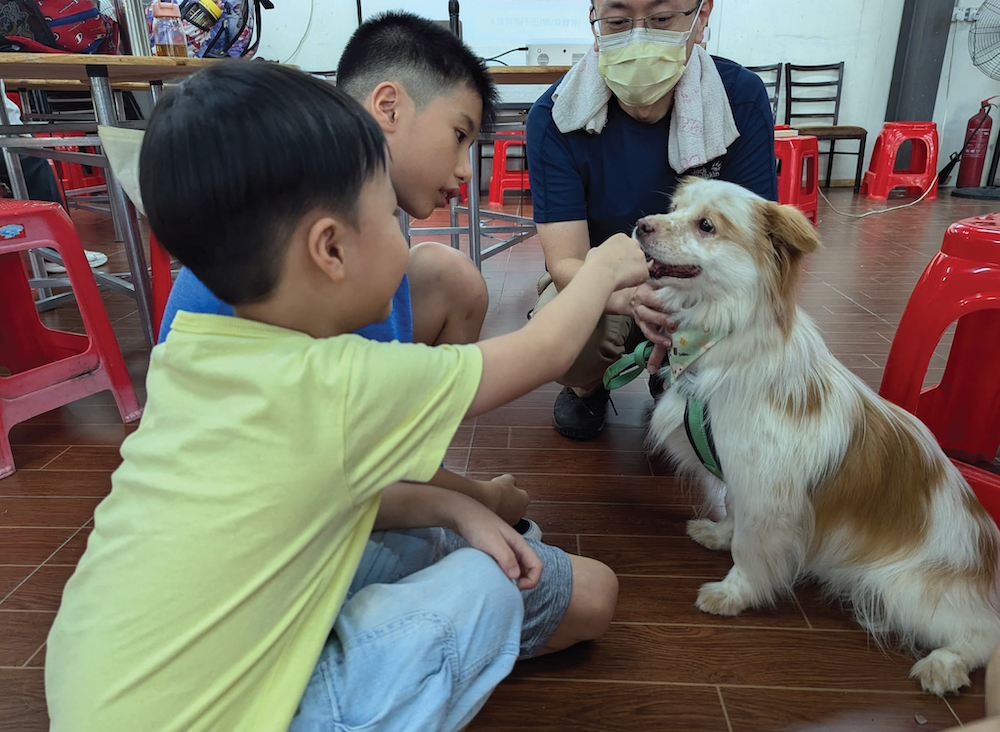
[257,0,997,187]
[706,0,904,183]
[933,1,1000,188]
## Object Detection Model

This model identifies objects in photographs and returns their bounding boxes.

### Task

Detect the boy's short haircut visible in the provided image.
[336,11,499,131]
[139,63,387,307]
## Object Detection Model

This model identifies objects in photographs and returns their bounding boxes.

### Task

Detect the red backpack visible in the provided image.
[0,0,116,54]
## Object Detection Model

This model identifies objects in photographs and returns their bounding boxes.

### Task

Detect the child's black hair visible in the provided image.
[139,62,387,306]
[336,11,499,131]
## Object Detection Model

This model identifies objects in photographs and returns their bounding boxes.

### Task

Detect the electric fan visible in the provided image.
[953,0,1000,200]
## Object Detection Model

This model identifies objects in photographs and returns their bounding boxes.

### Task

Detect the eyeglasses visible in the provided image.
[590,5,701,37]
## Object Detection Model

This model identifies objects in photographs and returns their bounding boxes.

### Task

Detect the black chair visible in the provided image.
[746,63,782,123]
[784,62,867,192]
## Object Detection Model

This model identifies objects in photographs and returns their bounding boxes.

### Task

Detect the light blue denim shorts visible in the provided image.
[288,528,572,732]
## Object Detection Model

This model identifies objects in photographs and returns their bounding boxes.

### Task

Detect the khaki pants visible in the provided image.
[532,272,645,392]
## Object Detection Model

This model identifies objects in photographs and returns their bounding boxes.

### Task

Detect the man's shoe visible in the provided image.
[649,370,666,400]
[552,385,609,441]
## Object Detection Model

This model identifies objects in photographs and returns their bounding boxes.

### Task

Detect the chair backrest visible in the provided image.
[746,63,782,123]
[784,62,846,127]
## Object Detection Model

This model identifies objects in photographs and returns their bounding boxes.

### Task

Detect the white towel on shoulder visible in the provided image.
[551,44,740,174]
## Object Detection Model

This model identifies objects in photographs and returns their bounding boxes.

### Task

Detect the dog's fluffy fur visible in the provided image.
[641,177,1000,695]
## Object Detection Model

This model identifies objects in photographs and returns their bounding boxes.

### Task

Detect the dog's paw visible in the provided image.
[910,650,971,696]
[696,580,748,616]
[687,518,732,551]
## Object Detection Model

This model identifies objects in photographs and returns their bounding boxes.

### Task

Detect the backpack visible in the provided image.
[0,0,116,53]
[146,0,272,59]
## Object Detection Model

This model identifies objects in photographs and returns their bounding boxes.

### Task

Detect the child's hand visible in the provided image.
[587,232,650,291]
[453,499,543,590]
[482,473,530,526]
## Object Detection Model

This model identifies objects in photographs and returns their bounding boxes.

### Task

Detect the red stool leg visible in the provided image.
[880,253,962,410]
[489,140,511,207]
[918,307,1000,462]
[881,254,1000,459]
[149,233,173,337]
[50,212,142,423]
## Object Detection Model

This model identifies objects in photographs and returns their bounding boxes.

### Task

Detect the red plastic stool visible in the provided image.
[0,200,141,479]
[37,132,107,198]
[149,232,173,337]
[488,131,530,207]
[860,122,938,200]
[774,134,819,226]
[956,460,1000,529]
[879,214,1000,464]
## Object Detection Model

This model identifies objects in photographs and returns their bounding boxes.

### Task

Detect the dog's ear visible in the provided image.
[758,201,819,338]
[761,201,821,256]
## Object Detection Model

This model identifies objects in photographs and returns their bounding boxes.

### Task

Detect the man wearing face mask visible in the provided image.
[527,0,777,440]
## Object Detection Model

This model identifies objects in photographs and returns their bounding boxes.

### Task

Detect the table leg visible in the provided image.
[88,65,155,346]
[0,92,51,299]
[449,196,460,250]
[397,208,410,243]
[466,140,482,270]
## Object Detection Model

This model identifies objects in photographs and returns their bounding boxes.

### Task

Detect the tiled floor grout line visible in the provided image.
[36,447,72,471]
[941,695,964,726]
[821,281,892,323]
[716,686,734,732]
[22,638,46,668]
[611,621,862,633]
[0,523,87,606]
[791,594,814,630]
[516,676,987,695]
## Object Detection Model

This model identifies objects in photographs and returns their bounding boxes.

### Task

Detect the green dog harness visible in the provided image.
[602,327,727,481]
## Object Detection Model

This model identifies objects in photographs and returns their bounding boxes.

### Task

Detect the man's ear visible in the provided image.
[761,200,821,256]
[370,81,403,134]
[306,215,348,284]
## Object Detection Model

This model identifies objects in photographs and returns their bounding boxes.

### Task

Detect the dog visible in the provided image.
[639,177,1000,695]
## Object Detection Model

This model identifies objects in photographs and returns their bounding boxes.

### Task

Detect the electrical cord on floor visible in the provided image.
[820,34,956,220]
[817,174,941,219]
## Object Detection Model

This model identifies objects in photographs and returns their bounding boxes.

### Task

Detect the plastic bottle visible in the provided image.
[152,2,188,57]
[183,0,223,31]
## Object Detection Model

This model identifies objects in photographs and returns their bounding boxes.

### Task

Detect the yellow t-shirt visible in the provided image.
[45,312,483,732]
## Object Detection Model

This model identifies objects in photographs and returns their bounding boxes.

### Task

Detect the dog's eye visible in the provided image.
[698,218,715,234]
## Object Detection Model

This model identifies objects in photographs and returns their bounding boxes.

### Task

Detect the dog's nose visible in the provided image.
[636,218,657,239]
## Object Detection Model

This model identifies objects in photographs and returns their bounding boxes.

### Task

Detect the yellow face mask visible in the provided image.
[597,20,698,108]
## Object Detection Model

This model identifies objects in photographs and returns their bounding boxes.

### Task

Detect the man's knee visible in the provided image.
[533,276,634,390]
[409,242,488,314]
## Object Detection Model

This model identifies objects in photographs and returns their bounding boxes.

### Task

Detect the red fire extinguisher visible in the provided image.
[957,96,998,188]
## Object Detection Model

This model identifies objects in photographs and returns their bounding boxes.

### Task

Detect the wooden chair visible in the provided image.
[784,62,867,192]
[746,63,782,123]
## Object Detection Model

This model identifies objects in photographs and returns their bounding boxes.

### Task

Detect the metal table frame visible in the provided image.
[399,133,536,268]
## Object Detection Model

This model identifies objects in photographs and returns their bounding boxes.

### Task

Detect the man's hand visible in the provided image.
[630,282,676,372]
[453,498,543,590]
[481,474,530,526]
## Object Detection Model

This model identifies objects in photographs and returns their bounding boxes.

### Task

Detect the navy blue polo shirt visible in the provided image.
[526,55,778,248]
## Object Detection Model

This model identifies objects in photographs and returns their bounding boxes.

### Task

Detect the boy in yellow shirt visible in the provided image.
[159,11,532,532]
[45,63,648,731]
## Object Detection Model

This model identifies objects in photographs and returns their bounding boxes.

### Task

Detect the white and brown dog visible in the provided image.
[639,177,1000,695]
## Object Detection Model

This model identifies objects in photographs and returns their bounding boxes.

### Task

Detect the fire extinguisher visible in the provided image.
[956,96,998,188]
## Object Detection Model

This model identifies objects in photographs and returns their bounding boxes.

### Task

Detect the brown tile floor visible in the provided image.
[2,189,998,731]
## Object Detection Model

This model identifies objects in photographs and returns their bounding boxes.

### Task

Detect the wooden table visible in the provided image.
[0,56,571,336]
[489,65,569,85]
[0,54,218,345]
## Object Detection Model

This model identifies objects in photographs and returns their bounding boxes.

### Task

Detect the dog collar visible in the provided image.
[602,327,727,391]
[603,327,727,481]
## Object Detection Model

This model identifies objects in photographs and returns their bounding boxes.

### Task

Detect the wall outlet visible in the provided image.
[953,6,979,21]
